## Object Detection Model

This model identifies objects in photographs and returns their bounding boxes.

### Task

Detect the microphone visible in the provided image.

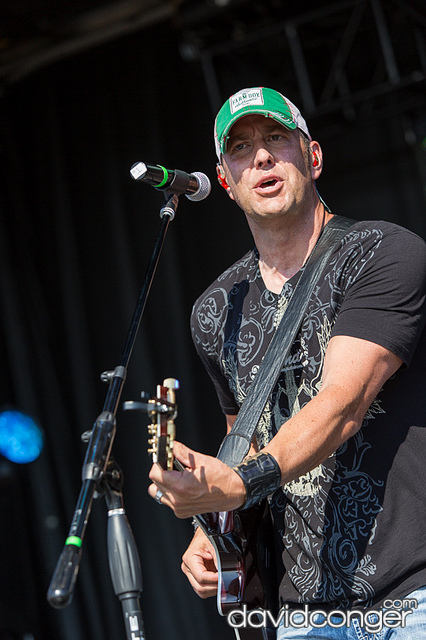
[130,162,211,202]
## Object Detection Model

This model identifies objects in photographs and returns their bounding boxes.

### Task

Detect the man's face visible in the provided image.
[220,115,315,225]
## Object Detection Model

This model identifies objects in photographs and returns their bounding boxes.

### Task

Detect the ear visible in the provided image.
[310,141,323,178]
[216,164,234,200]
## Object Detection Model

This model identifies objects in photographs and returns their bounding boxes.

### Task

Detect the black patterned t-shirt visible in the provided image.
[190,217,426,609]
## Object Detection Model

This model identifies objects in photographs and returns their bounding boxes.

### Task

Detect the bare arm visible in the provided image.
[148,335,402,517]
[264,334,403,484]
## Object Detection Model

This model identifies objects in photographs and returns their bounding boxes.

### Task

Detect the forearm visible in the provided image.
[263,382,362,486]
[247,335,402,490]
[149,338,402,516]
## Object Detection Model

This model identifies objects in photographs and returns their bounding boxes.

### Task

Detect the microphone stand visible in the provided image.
[47,190,182,640]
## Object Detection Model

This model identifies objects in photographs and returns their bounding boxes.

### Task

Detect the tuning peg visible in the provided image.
[163,378,179,390]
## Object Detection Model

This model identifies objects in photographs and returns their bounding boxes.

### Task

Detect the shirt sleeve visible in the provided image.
[190,296,239,415]
[193,341,239,415]
[331,224,426,366]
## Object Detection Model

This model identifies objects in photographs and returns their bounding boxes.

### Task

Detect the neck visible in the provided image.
[251,205,333,294]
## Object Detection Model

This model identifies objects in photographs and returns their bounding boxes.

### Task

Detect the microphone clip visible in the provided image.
[160,192,179,220]
[156,168,192,198]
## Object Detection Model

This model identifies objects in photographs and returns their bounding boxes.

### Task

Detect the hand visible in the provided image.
[181,528,218,599]
[148,441,246,517]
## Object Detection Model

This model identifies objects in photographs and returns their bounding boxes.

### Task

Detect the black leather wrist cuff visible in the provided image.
[233,452,281,510]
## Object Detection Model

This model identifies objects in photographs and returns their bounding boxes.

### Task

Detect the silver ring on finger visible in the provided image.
[155,490,164,505]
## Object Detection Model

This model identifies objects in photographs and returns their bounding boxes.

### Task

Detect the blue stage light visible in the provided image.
[0,410,44,464]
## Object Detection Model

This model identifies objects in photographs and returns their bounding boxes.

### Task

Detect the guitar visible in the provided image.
[125,379,276,640]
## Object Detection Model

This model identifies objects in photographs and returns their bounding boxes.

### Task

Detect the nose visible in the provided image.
[254,144,274,168]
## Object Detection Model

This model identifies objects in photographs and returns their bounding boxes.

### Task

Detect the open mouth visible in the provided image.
[258,178,279,189]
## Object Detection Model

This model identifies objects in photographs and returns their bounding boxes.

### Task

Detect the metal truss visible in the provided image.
[179,0,425,130]
[0,0,424,132]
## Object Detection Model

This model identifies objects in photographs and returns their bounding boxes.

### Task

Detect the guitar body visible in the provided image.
[194,502,277,640]
[196,503,274,613]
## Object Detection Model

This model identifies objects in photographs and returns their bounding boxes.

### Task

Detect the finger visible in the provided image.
[147,482,160,501]
[148,481,191,516]
[181,567,218,598]
[181,564,218,598]
[149,462,185,491]
[182,541,218,575]
[181,559,218,582]
[172,441,198,469]
[181,554,218,598]
[147,483,170,507]
[148,462,165,484]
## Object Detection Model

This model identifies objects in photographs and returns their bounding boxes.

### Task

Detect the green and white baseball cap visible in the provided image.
[214,87,311,159]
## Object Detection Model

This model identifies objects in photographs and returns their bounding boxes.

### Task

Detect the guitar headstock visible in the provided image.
[147,378,179,470]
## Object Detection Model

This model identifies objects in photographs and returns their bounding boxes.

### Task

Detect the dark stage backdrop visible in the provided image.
[0,17,424,640]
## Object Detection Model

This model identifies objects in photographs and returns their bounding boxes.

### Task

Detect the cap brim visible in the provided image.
[218,110,298,156]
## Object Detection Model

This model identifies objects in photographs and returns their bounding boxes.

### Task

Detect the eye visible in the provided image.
[268,133,284,143]
[227,140,250,155]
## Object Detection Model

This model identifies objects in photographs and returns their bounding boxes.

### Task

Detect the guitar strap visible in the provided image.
[217,215,355,468]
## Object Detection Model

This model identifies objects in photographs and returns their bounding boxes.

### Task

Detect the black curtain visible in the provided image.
[0,16,424,640]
